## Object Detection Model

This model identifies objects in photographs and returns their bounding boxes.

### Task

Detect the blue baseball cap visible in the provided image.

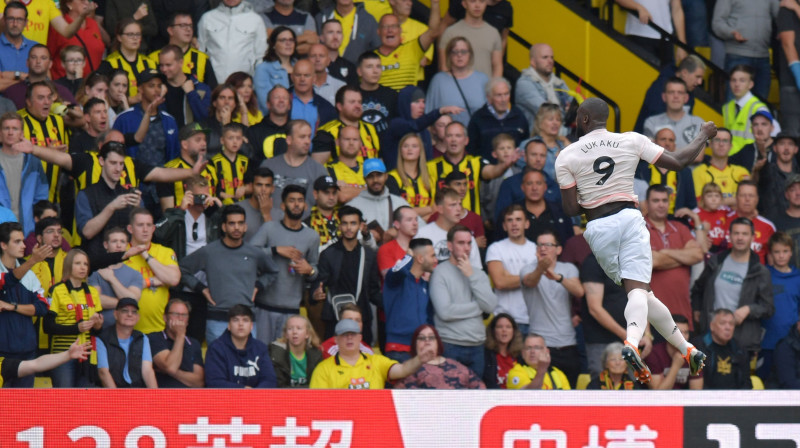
[363,158,386,177]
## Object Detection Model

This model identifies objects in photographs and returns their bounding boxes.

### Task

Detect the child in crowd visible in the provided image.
[55,46,86,96]
[481,133,521,230]
[693,182,730,254]
[212,123,250,205]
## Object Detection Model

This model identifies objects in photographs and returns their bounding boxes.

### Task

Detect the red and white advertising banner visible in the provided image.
[0,390,798,447]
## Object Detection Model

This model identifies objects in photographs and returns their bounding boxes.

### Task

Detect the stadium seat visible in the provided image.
[751,375,764,390]
[576,373,591,390]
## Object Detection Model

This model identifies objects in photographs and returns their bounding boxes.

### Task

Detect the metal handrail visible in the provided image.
[508,30,622,133]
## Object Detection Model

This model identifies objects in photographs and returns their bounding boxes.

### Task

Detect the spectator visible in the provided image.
[3,45,78,111]
[47,0,106,81]
[106,69,131,120]
[325,125,367,202]
[483,313,523,389]
[103,0,157,48]
[88,227,143,328]
[771,175,800,267]
[639,126,698,215]
[211,123,250,205]
[250,185,319,344]
[0,338,90,387]
[180,204,277,344]
[0,2,35,91]
[53,46,84,96]
[197,0,267,85]
[68,98,108,154]
[645,185,705,327]
[1,0,92,49]
[148,298,205,388]
[392,324,486,389]
[383,238,437,362]
[386,133,435,220]
[467,77,529,163]
[263,119,327,220]
[691,308,752,389]
[486,204,537,335]
[148,13,217,88]
[758,232,800,381]
[758,133,799,219]
[315,0,380,65]
[358,52,397,154]
[374,5,439,91]
[29,217,68,293]
[429,170,486,246]
[23,201,69,257]
[429,224,497,377]
[309,318,434,389]
[254,26,297,115]
[157,123,220,211]
[318,303,373,358]
[318,19,358,85]
[778,1,800,135]
[264,0,318,55]
[494,137,561,224]
[439,0,513,51]
[506,333,571,390]
[722,65,773,156]
[512,169,574,245]
[519,230,583,386]
[123,208,181,334]
[309,43,345,107]
[480,134,521,225]
[692,217,774,356]
[532,103,570,182]
[425,36,488,127]
[226,72,262,127]
[774,316,800,389]
[203,84,254,157]
[45,248,103,387]
[586,342,642,390]
[0,112,49,236]
[95,298,157,388]
[0,222,49,387]
[157,45,211,128]
[377,206,418,276]
[694,182,731,254]
[646,315,703,389]
[643,78,705,150]
[692,128,750,207]
[416,188,481,267]
[99,19,157,103]
[635,54,706,134]
[388,0,435,83]
[712,0,778,100]
[204,304,277,388]
[247,85,291,163]
[305,175,342,250]
[269,314,323,388]
[729,110,775,173]
[348,158,418,236]
[289,59,337,137]
[313,85,380,164]
[724,180,776,263]
[516,43,573,124]
[316,206,381,343]
[438,0,502,79]
[616,0,687,67]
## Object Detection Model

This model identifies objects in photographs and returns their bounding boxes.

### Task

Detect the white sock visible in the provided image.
[647,291,691,356]
[624,288,648,348]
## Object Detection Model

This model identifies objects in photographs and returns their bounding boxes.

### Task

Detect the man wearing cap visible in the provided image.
[96,297,159,388]
[113,69,180,167]
[347,158,423,240]
[770,174,800,268]
[730,110,776,174]
[309,318,435,389]
[306,175,342,250]
[643,77,705,151]
[157,122,219,211]
[758,133,799,219]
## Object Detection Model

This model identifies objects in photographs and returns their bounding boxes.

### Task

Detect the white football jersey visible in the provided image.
[555,129,664,209]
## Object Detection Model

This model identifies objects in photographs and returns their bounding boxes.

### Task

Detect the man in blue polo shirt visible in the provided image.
[383,238,437,362]
[0,2,34,91]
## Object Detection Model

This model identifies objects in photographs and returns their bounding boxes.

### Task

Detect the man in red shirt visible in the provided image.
[377,206,419,277]
[724,180,776,263]
[645,185,705,329]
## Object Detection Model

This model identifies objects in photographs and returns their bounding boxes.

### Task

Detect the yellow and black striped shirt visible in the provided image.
[148,47,213,85]
[386,169,433,209]
[312,119,380,163]
[326,160,365,187]
[211,152,249,205]
[19,109,69,203]
[47,281,101,364]
[103,51,157,98]
[427,155,486,215]
[158,157,218,206]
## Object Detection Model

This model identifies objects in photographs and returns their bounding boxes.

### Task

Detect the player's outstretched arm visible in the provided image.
[561,186,583,217]
[655,121,717,171]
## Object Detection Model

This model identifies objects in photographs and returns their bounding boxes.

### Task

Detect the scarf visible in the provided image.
[598,369,636,390]
[521,66,560,106]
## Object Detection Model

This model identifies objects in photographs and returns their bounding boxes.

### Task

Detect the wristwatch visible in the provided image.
[556,274,564,283]
[13,71,20,80]
[14,303,18,311]
[144,253,152,262]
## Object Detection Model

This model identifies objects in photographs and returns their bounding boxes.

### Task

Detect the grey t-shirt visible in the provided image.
[713,256,748,312]
[262,155,326,220]
[643,112,705,149]
[237,198,266,243]
[88,264,144,327]
[519,260,579,348]
[0,150,25,219]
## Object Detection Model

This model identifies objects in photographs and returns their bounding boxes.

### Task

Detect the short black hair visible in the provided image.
[338,205,363,222]
[357,51,380,66]
[222,204,246,222]
[228,304,254,321]
[663,76,688,93]
[536,229,560,246]
[83,97,107,114]
[409,238,433,251]
[253,166,274,181]
[26,80,53,101]
[335,85,360,106]
[0,222,23,253]
[103,226,128,243]
[646,184,670,200]
[98,141,127,160]
[729,216,754,234]
[282,184,306,202]
[4,1,28,18]
[35,217,61,237]
[392,205,412,223]
[672,314,689,325]
[446,224,471,242]
[33,200,59,219]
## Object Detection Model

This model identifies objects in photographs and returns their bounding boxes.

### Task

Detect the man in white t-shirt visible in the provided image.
[555,97,715,384]
[416,187,481,268]
[616,0,687,67]
[486,204,537,334]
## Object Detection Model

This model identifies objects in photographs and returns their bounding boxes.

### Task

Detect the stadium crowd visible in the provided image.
[0,0,798,391]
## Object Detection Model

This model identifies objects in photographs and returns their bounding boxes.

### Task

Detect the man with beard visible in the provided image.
[250,184,319,345]
[158,123,219,211]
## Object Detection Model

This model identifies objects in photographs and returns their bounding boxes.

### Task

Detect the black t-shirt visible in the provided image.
[777,7,800,87]
[359,86,398,138]
[147,331,204,388]
[702,341,746,389]
[448,0,513,34]
[69,130,98,154]
[332,245,360,296]
[328,57,359,86]
[164,82,188,127]
[579,254,628,344]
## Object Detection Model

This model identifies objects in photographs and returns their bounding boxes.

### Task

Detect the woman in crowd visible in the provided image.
[44,249,103,387]
[392,325,485,390]
[226,72,263,127]
[107,69,131,119]
[429,114,452,159]
[254,26,297,114]
[204,84,250,157]
[483,313,523,389]
[99,19,157,105]
[102,0,157,50]
[425,37,488,127]
[529,102,570,181]
[587,342,642,390]
[386,133,434,222]
[269,315,323,388]
[48,0,108,80]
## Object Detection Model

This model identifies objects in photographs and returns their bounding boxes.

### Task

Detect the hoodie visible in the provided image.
[386,86,441,170]
[346,188,425,231]
[204,329,276,388]
[762,265,800,350]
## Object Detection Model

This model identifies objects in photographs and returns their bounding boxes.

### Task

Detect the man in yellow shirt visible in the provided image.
[692,128,750,207]
[326,125,366,202]
[309,319,433,389]
[507,333,571,390]
[123,208,180,334]
[0,0,94,45]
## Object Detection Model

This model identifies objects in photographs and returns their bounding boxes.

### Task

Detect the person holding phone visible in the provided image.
[157,122,220,211]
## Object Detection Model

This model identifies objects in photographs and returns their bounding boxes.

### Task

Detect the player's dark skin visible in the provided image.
[559,97,717,293]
